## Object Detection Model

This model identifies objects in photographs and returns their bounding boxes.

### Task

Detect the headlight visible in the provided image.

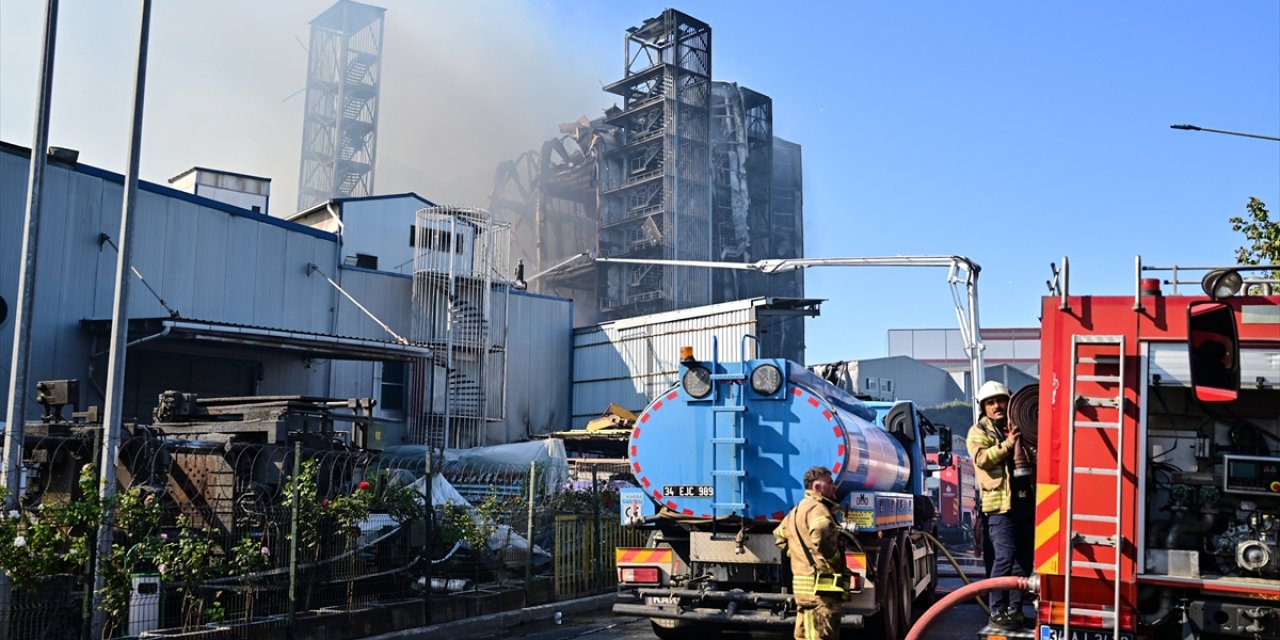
[682,366,713,399]
[750,364,783,395]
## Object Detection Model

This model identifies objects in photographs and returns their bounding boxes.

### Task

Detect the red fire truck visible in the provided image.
[1029,260,1279,640]
[928,452,977,545]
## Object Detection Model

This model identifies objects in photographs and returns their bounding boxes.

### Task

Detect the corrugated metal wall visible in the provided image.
[495,291,572,443]
[570,298,812,427]
[2,149,574,447]
[0,148,340,419]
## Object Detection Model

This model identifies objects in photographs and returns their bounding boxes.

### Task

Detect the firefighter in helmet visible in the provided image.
[774,466,848,640]
[967,380,1035,630]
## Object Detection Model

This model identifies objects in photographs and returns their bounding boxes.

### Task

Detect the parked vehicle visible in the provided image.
[612,341,943,639]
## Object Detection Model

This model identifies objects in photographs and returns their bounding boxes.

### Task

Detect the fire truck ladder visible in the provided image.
[1063,335,1126,640]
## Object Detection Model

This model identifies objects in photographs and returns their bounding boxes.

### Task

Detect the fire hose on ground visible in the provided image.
[906,575,1039,640]
[919,530,990,615]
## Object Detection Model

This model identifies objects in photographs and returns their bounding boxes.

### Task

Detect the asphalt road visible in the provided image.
[490,578,995,640]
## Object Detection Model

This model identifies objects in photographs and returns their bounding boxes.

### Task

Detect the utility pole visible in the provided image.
[90,2,152,637]
[0,2,59,638]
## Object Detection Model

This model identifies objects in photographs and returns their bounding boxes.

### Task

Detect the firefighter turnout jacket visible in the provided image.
[774,489,848,603]
[967,416,1017,514]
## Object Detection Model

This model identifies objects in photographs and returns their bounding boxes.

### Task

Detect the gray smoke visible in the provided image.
[0,1,614,216]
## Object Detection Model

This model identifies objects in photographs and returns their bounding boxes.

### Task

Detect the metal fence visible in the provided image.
[1,431,644,640]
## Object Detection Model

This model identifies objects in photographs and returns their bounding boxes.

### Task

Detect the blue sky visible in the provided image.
[2,1,1277,364]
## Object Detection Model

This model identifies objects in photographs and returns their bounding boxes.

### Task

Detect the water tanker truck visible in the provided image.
[613,342,945,639]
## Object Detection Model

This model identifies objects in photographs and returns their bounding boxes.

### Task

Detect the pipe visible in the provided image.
[1139,586,1178,627]
[920,530,990,614]
[1165,511,1216,549]
[905,575,1037,640]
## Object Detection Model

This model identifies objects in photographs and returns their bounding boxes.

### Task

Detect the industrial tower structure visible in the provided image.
[296,0,385,212]
[488,9,804,326]
[599,9,715,318]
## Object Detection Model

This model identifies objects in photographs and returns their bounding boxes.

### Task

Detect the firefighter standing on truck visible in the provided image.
[774,466,848,640]
[967,380,1034,630]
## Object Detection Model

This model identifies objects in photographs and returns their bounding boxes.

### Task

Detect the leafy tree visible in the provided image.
[1229,197,1279,293]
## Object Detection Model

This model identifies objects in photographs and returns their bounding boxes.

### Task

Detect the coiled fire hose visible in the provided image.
[919,531,990,615]
[905,575,1039,640]
[1008,383,1039,449]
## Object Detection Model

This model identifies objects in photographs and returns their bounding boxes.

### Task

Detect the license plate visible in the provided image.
[645,595,680,606]
[1039,625,1134,640]
[662,485,713,498]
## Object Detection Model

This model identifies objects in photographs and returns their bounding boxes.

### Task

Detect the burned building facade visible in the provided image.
[490,9,804,326]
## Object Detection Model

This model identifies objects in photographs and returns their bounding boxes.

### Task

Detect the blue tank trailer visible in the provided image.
[612,345,948,639]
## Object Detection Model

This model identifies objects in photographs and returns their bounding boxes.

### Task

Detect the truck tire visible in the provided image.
[865,544,902,640]
[649,619,719,640]
[895,544,914,637]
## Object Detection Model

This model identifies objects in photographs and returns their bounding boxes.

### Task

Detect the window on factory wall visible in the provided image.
[409,225,464,254]
[379,361,406,417]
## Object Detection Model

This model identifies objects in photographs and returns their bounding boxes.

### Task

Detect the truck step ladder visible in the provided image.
[710,372,747,516]
[1063,335,1126,640]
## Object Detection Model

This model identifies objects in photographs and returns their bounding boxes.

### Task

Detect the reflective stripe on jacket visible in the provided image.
[774,490,846,595]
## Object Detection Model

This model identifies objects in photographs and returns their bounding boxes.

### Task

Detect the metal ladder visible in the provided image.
[709,337,754,519]
[1063,335,1126,640]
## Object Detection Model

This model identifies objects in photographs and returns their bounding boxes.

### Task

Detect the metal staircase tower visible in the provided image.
[296,0,385,212]
[599,9,714,319]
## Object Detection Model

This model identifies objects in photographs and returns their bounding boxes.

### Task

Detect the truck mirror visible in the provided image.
[1187,301,1240,403]
[937,426,953,454]
[936,452,953,468]
[885,403,916,443]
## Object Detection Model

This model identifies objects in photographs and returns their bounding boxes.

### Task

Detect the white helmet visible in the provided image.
[976,380,1011,404]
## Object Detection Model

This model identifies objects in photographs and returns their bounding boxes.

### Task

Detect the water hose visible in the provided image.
[920,530,990,615]
[905,575,1038,640]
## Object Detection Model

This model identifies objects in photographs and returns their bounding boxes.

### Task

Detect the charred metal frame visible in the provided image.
[600,9,713,318]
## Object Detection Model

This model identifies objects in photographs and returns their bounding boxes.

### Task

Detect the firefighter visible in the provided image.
[774,466,848,640]
[967,380,1034,630]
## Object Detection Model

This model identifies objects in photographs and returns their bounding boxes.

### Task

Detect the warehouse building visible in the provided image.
[0,142,570,447]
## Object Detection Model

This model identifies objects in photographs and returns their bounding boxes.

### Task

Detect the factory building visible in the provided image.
[0,142,569,448]
[490,9,804,327]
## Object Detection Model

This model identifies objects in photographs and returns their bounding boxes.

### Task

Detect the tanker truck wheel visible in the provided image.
[896,546,915,634]
[649,618,719,640]
[864,545,902,640]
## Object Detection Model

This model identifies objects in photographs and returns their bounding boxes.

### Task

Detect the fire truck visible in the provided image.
[927,452,977,546]
[1028,259,1279,640]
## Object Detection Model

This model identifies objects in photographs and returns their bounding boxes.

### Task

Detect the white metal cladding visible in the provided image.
[339,196,434,275]
[572,298,768,428]
[332,267,413,341]
[1148,343,1280,389]
[496,291,573,443]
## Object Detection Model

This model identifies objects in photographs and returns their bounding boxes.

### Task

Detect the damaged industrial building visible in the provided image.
[490,9,805,327]
[0,5,814,639]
